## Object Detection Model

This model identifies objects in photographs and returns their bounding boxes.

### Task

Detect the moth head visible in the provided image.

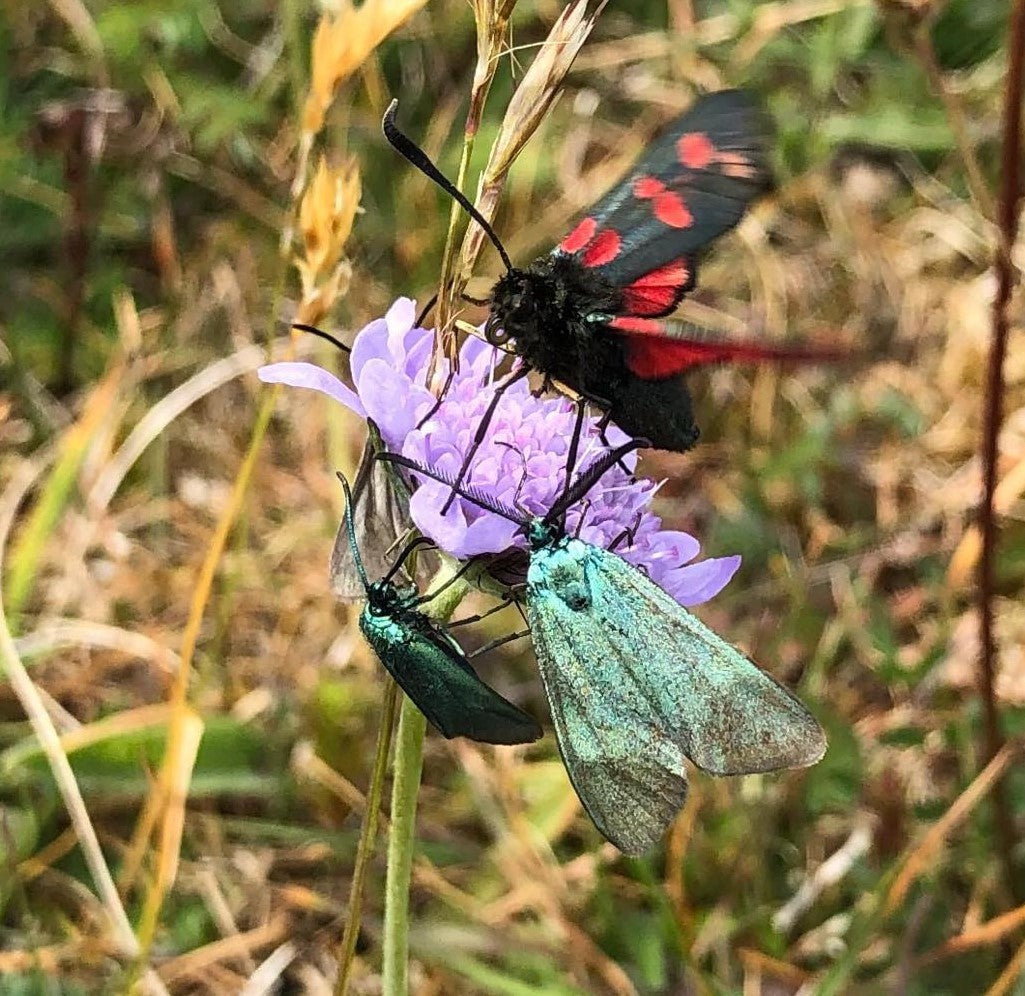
[487,268,542,346]
[365,579,405,617]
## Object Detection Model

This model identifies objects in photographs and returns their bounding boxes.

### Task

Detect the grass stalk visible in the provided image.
[977,0,1025,907]
[381,562,470,994]
[334,678,401,996]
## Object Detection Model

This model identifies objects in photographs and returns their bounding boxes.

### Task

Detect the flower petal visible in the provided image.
[358,358,434,447]
[409,483,520,557]
[258,362,365,417]
[386,296,416,337]
[350,318,390,384]
[665,554,741,607]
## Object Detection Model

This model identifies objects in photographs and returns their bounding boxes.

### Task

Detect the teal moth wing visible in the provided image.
[525,537,825,854]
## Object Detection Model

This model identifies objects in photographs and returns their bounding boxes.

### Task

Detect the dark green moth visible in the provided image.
[337,472,542,746]
[380,447,826,855]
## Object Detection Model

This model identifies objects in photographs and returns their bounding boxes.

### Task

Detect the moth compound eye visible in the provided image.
[485,316,511,345]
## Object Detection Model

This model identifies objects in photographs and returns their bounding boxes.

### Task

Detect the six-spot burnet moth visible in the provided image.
[378,420,826,856]
[384,90,836,478]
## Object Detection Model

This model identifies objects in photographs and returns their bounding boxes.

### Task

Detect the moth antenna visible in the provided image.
[376,451,527,527]
[548,438,651,523]
[415,293,438,327]
[382,100,513,272]
[335,472,371,593]
[293,323,351,354]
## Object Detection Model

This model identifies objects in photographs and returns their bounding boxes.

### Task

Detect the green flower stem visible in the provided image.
[381,560,470,995]
[334,677,400,996]
[380,693,427,996]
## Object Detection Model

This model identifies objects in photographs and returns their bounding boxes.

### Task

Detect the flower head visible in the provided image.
[259,298,740,606]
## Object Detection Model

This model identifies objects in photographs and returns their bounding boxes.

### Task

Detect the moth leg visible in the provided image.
[448,595,518,628]
[608,512,643,552]
[415,368,455,430]
[442,364,531,515]
[383,535,437,585]
[513,597,529,627]
[573,499,592,538]
[494,441,535,517]
[564,396,587,487]
[460,292,490,306]
[467,629,530,658]
[412,553,483,606]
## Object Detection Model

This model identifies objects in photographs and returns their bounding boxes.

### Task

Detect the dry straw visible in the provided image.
[295,155,362,325]
[457,0,607,281]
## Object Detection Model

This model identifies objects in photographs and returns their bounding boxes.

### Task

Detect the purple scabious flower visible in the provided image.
[260,297,740,607]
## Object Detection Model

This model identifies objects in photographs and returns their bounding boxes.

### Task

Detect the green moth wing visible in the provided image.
[359,601,542,745]
[526,537,825,855]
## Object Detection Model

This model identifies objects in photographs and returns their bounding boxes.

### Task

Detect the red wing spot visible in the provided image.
[582,228,621,267]
[630,260,690,288]
[622,285,681,316]
[654,192,693,229]
[677,132,714,170]
[609,316,664,336]
[633,175,666,198]
[561,217,598,254]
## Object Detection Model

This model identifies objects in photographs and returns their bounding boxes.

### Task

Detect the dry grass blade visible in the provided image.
[130,384,283,954]
[984,934,1025,996]
[774,819,874,933]
[0,456,167,996]
[135,709,205,951]
[86,343,268,514]
[156,916,292,985]
[14,619,180,670]
[917,901,1025,965]
[1,703,178,771]
[885,742,1017,912]
[6,364,122,620]
[947,453,1025,589]
[240,941,298,996]
[457,0,606,279]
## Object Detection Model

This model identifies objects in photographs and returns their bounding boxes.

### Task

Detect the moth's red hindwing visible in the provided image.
[620,329,829,380]
[619,259,693,317]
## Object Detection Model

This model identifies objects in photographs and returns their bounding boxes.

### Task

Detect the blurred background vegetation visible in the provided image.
[2,0,1024,992]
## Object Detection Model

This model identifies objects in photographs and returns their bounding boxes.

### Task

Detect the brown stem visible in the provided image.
[978,0,1025,905]
[913,23,995,220]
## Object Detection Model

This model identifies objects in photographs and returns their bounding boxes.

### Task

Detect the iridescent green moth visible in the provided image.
[337,472,541,746]
[380,447,826,855]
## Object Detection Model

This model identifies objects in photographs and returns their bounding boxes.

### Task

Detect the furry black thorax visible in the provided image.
[488,253,625,396]
[488,252,701,453]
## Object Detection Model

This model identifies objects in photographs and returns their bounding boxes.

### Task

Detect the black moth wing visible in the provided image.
[560,89,773,290]
[360,606,542,746]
